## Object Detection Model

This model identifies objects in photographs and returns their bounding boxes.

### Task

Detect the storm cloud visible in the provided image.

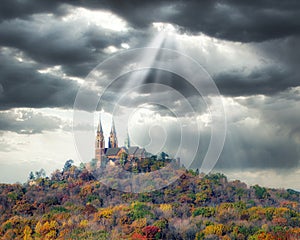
[2,1,300,42]
[0,109,66,134]
[0,48,79,109]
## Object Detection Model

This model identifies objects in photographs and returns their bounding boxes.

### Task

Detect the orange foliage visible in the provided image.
[257,232,276,240]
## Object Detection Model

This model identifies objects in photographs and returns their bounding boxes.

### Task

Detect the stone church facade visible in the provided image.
[95,117,147,168]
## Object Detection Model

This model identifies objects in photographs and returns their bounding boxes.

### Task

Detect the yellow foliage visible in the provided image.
[35,221,43,236]
[248,207,266,220]
[203,224,225,236]
[23,225,33,240]
[113,204,130,212]
[159,204,172,212]
[218,203,235,210]
[262,224,269,232]
[45,229,57,239]
[131,218,147,229]
[79,219,89,228]
[94,208,113,220]
[41,221,50,234]
[273,207,289,217]
[67,218,73,226]
[34,220,58,238]
[80,185,93,197]
[49,220,58,230]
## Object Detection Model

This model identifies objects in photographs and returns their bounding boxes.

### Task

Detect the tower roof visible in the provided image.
[110,118,116,134]
[97,114,103,133]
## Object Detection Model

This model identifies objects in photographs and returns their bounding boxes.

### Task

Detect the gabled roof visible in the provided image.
[105,147,121,156]
[135,148,145,156]
[128,146,139,155]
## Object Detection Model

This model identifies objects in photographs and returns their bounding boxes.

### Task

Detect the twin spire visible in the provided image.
[95,113,131,163]
[97,114,118,148]
[97,114,116,135]
[97,114,130,149]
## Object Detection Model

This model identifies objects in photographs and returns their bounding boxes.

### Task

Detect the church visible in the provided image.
[95,116,147,168]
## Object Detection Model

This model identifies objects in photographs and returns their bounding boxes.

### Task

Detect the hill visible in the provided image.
[0,163,299,239]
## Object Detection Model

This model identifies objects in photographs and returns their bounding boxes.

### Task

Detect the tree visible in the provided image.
[28,172,35,181]
[142,226,160,239]
[63,159,74,172]
[79,162,86,170]
[158,152,168,160]
[253,185,269,199]
[23,225,33,240]
[35,169,46,179]
[90,159,97,169]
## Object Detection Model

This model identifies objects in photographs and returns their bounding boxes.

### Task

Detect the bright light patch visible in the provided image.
[63,7,128,32]
[38,65,61,74]
[152,22,177,33]
[37,65,84,84]
[121,43,130,49]
[104,45,119,54]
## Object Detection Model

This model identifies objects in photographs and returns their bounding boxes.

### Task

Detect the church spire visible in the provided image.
[97,114,103,133]
[95,113,105,166]
[109,118,118,148]
[110,119,116,134]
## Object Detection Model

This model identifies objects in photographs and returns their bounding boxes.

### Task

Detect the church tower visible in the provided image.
[108,119,118,148]
[95,115,105,164]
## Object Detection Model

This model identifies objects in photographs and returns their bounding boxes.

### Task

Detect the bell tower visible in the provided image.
[109,119,118,148]
[95,115,105,165]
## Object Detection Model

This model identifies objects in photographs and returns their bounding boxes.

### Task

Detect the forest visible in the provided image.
[0,160,299,239]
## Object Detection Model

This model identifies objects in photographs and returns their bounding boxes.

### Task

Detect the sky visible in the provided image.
[0,0,299,190]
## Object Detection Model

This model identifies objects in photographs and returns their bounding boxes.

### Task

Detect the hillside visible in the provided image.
[0,163,299,239]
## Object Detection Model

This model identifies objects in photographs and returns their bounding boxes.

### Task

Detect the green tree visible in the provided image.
[35,168,46,179]
[28,172,35,181]
[253,185,269,199]
[63,159,74,172]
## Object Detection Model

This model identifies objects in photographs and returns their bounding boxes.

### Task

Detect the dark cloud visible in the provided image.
[0,48,78,109]
[0,1,299,107]
[0,0,63,21]
[187,97,300,171]
[216,124,300,170]
[217,92,300,170]
[0,9,152,77]
[237,89,300,141]
[103,0,300,42]
[256,36,300,68]
[214,66,299,96]
[2,1,300,43]
[92,0,300,42]
[0,109,64,134]
[69,0,300,42]
[0,16,115,76]
[93,68,207,118]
